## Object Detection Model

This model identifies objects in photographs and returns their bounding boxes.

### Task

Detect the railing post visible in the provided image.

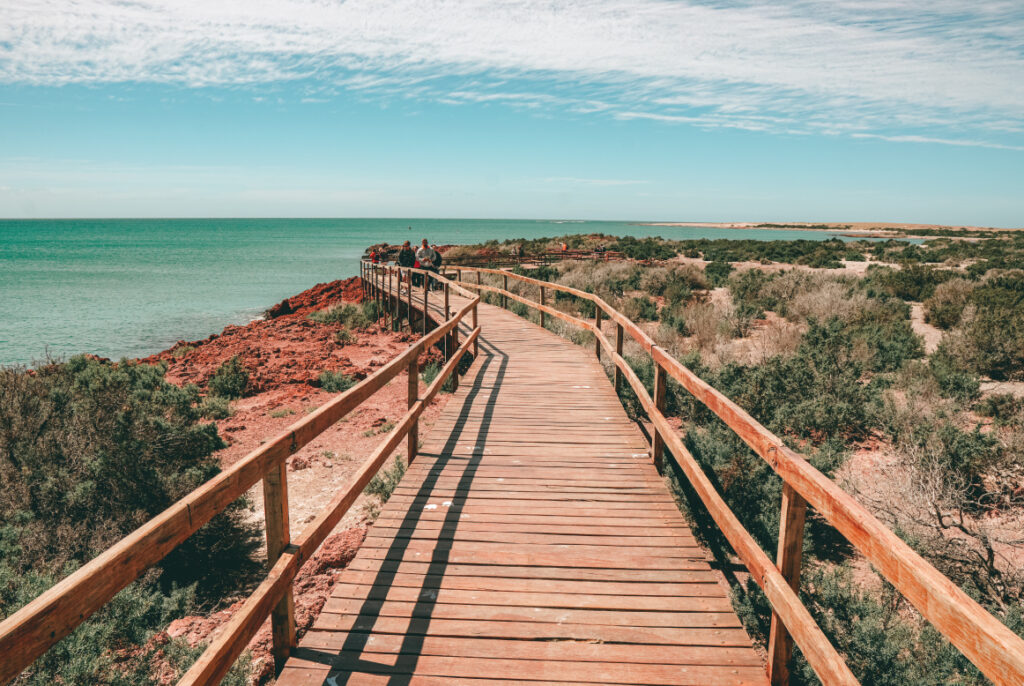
[395,268,402,328]
[768,482,808,686]
[502,274,508,308]
[422,276,429,336]
[594,307,603,360]
[444,283,451,359]
[652,361,667,472]
[386,267,393,328]
[614,324,624,393]
[540,286,546,328]
[472,302,479,357]
[262,462,296,671]
[407,271,414,332]
[476,271,481,286]
[407,356,418,464]
[451,325,460,392]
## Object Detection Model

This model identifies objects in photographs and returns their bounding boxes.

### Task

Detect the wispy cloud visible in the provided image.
[542,177,649,186]
[1,1,1022,148]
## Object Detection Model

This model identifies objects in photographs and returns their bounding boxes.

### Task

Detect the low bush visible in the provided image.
[199,395,233,420]
[976,393,1022,424]
[704,260,734,286]
[319,370,357,393]
[309,301,380,329]
[924,278,975,329]
[207,355,248,398]
[710,318,878,441]
[421,361,456,392]
[0,357,261,683]
[364,457,406,502]
[621,295,658,322]
[929,345,981,402]
[864,264,958,302]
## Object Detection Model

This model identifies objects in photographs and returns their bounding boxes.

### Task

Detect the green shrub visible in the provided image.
[864,264,958,302]
[309,301,380,329]
[268,407,295,418]
[929,346,981,402]
[207,355,249,398]
[421,361,455,393]
[0,357,261,682]
[364,457,406,502]
[704,260,734,287]
[728,269,773,313]
[923,278,975,329]
[976,393,1022,424]
[319,370,357,392]
[622,295,658,322]
[199,395,233,420]
[611,236,677,260]
[733,563,1011,686]
[334,329,356,345]
[709,318,878,441]
[853,318,924,372]
[961,273,1024,380]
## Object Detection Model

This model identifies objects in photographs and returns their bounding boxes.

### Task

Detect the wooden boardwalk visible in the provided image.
[277,299,766,685]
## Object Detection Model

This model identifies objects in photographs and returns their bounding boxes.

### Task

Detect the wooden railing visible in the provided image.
[0,267,480,686]
[446,264,1024,686]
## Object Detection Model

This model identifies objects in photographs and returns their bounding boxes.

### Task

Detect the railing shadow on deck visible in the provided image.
[440,263,1024,686]
[0,265,480,686]
[290,336,509,684]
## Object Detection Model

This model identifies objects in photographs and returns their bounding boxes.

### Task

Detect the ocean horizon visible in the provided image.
[2,217,880,366]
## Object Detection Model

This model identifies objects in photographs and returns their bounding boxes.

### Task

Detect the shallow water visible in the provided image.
[1,218,882,365]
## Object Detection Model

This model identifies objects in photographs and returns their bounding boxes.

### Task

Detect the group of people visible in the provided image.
[369,238,442,287]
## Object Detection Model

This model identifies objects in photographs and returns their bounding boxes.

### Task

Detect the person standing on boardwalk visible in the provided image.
[431,244,443,272]
[417,239,439,287]
[397,240,416,284]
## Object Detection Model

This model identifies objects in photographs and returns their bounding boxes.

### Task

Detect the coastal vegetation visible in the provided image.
[0,356,259,684]
[454,231,1024,685]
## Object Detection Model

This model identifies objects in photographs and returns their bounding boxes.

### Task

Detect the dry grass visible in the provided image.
[786,279,867,323]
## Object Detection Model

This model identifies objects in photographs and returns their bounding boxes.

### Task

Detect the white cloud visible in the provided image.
[542,177,649,186]
[1,1,1022,147]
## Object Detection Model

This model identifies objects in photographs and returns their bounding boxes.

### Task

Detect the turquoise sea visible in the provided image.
[1,218,883,366]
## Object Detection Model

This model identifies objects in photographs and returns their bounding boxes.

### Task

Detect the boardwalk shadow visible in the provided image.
[294,327,509,684]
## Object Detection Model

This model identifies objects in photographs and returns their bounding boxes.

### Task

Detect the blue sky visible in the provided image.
[1,1,1022,226]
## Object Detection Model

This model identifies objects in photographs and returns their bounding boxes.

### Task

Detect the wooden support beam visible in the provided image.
[614,323,624,394]
[422,277,429,336]
[768,483,808,686]
[472,303,479,357]
[407,356,418,464]
[261,462,296,671]
[502,274,508,308]
[451,326,460,392]
[594,308,603,360]
[652,361,667,473]
[406,271,414,332]
[444,283,451,359]
[539,286,546,328]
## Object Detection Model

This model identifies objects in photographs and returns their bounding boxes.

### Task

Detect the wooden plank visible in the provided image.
[319,600,745,628]
[307,615,753,645]
[283,654,766,685]
[297,633,763,666]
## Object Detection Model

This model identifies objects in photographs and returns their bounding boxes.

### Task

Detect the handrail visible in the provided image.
[0,265,479,685]
[450,264,1024,686]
